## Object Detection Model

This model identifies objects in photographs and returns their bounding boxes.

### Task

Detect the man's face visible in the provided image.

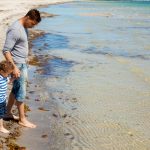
[24,17,38,28]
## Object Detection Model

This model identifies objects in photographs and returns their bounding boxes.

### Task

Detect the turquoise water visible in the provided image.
[34,0,150,60]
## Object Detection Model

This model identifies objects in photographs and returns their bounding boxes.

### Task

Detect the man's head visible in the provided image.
[0,61,14,77]
[23,9,41,28]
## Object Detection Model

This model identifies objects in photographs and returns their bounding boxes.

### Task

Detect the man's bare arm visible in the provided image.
[3,51,20,78]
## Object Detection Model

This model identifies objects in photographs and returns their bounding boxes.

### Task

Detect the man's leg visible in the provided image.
[16,101,36,128]
[13,64,36,128]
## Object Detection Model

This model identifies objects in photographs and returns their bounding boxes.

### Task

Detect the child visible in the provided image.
[0,60,14,133]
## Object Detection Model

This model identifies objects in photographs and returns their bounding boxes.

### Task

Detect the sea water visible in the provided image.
[34,0,150,61]
[30,1,150,149]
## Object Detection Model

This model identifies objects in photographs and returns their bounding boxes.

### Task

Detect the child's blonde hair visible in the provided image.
[0,60,14,74]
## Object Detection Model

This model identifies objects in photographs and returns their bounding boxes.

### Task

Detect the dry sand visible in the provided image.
[0,0,73,58]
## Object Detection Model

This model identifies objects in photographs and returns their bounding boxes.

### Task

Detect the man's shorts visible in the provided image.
[12,64,28,102]
[0,101,6,119]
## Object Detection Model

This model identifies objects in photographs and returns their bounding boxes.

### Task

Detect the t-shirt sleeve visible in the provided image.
[3,29,20,53]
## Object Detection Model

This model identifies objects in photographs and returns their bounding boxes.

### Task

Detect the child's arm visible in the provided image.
[9,77,15,83]
[7,76,15,84]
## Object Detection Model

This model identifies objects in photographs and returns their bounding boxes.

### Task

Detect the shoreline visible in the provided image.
[21,1,150,149]
[0,0,74,149]
[1,1,150,149]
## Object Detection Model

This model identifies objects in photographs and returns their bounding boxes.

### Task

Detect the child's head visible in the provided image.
[0,60,14,77]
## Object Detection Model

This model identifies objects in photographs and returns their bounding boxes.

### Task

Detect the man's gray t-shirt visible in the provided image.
[3,20,28,64]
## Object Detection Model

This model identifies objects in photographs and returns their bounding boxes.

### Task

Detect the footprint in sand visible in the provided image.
[64,132,74,140]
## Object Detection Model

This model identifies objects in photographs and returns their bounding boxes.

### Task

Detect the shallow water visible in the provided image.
[35,0,150,60]
[25,1,150,149]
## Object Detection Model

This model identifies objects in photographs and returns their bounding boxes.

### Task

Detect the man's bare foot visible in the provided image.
[4,114,19,120]
[19,119,36,128]
[0,127,10,133]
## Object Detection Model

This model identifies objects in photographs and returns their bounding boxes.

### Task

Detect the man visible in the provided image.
[3,9,41,128]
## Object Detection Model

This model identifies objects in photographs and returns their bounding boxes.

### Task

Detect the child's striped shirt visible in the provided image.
[0,75,8,103]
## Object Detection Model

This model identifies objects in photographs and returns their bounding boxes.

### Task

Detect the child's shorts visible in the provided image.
[0,101,6,119]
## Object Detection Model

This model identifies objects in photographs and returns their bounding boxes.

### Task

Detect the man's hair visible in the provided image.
[25,9,41,23]
[0,60,14,73]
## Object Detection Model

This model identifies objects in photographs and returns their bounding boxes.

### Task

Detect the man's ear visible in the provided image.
[24,16,29,21]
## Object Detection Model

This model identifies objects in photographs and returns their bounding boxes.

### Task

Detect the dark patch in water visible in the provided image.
[117,26,150,32]
[32,33,69,50]
[31,33,75,78]
[56,31,92,35]
[83,46,150,60]
[127,26,150,30]
[128,54,150,60]
[37,57,75,77]
[85,46,97,52]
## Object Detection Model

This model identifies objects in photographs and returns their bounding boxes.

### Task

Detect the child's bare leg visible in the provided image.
[5,92,19,120]
[0,119,10,133]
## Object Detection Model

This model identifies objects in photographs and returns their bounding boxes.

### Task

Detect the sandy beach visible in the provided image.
[0,0,73,58]
[0,0,150,150]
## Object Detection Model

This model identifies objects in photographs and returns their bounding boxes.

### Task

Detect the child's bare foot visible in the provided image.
[0,127,10,133]
[4,114,19,120]
[19,119,36,128]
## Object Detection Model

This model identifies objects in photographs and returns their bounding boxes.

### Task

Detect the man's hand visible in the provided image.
[3,51,20,78]
[13,66,20,78]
